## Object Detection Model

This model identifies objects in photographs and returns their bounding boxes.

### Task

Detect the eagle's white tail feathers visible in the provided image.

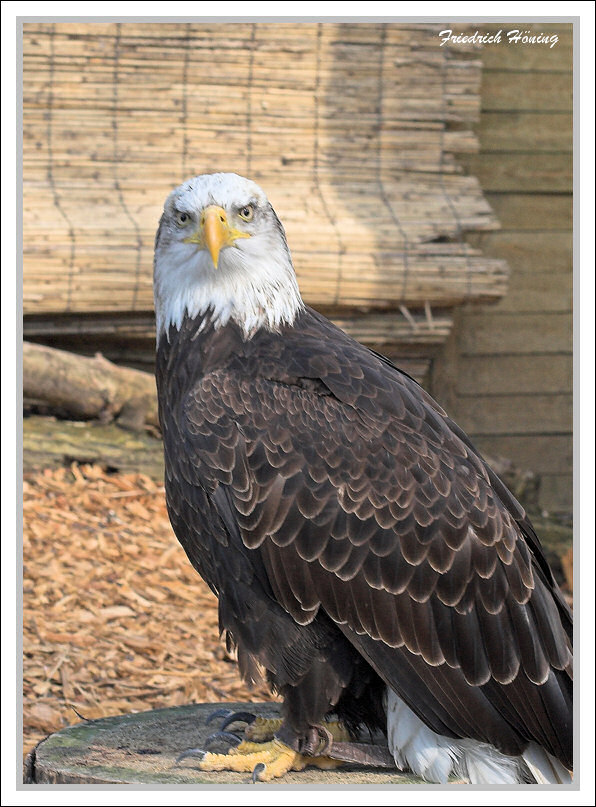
[455,739,523,784]
[387,691,456,783]
[522,742,572,784]
[386,689,567,784]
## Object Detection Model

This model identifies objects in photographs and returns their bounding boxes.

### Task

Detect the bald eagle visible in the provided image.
[154,173,572,784]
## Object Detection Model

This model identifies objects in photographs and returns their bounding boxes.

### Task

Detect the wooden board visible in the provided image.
[473,434,572,476]
[459,311,572,355]
[457,354,572,395]
[460,153,572,193]
[476,112,572,153]
[494,272,572,314]
[481,71,573,112]
[25,702,425,785]
[485,194,572,231]
[22,308,453,342]
[456,393,572,436]
[466,232,573,275]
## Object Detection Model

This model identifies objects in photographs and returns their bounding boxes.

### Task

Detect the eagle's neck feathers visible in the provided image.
[154,223,303,344]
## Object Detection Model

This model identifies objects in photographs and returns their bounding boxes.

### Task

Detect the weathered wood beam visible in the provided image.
[23,342,158,430]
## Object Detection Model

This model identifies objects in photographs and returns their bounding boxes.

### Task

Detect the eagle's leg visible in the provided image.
[245,716,283,741]
[208,709,347,744]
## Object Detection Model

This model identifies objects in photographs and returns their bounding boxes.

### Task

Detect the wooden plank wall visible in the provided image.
[431,23,573,513]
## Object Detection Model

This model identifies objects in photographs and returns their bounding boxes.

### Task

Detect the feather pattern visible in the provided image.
[156,308,572,774]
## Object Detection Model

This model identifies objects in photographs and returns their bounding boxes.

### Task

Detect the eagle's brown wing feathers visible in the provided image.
[178,308,572,765]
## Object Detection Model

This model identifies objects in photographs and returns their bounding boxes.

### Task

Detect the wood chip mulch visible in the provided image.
[22,462,573,762]
[23,463,274,759]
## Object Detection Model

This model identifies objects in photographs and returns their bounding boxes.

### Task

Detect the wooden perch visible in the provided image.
[24,701,423,784]
[23,342,158,430]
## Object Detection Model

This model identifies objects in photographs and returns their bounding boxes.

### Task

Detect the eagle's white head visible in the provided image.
[153,172,304,342]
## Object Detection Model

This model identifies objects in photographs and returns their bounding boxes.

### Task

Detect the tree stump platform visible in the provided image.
[24,701,428,785]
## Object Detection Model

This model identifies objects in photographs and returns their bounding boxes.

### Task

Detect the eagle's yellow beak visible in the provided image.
[184,205,250,269]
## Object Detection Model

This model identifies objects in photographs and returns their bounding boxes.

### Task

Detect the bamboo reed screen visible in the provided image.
[23,22,508,322]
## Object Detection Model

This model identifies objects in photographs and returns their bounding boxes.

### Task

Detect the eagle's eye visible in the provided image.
[238,204,254,222]
[175,211,190,227]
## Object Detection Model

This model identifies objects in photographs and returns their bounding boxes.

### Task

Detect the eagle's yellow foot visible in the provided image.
[195,737,344,782]
[245,716,283,741]
[245,716,351,744]
[177,717,352,781]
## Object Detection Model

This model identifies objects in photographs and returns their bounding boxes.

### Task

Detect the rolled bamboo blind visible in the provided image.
[23,22,508,321]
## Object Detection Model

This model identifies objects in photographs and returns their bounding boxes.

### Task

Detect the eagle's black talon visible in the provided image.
[175,747,207,765]
[206,707,234,726]
[204,730,243,750]
[220,710,257,731]
[252,762,266,783]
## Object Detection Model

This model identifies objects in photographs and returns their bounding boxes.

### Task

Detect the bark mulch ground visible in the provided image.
[23,460,573,763]
[23,463,274,760]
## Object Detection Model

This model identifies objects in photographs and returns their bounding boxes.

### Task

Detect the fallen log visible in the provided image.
[23,341,159,430]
